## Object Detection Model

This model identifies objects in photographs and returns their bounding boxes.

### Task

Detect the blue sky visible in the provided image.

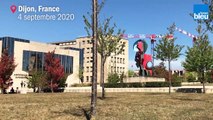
[0,0,212,70]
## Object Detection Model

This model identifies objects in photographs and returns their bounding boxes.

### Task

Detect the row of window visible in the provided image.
[59,41,76,46]
[86,66,93,72]
[81,40,92,45]
[85,56,93,63]
[22,50,73,74]
[86,47,93,53]
[111,66,125,73]
[111,57,125,64]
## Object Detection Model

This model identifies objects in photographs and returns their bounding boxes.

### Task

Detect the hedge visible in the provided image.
[104,82,181,88]
[71,83,92,87]
[104,82,144,88]
[144,82,181,87]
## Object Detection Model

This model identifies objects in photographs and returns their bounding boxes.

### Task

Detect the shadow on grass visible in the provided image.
[52,106,91,120]
[172,97,203,102]
[144,93,167,95]
[97,96,117,100]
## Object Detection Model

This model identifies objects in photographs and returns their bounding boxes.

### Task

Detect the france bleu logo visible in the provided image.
[194,4,209,20]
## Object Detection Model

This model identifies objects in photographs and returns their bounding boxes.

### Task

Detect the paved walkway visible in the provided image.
[64,86,213,93]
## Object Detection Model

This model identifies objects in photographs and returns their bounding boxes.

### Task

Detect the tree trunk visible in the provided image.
[51,79,54,93]
[91,0,98,117]
[101,57,105,99]
[1,83,6,94]
[33,87,36,93]
[33,84,36,92]
[1,83,4,94]
[168,60,171,94]
[202,70,206,93]
[38,86,41,93]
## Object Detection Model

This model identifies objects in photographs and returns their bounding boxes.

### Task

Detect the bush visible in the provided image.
[71,83,92,87]
[187,74,197,82]
[104,82,181,88]
[107,73,120,84]
[172,74,184,82]
[104,82,144,88]
[145,82,181,87]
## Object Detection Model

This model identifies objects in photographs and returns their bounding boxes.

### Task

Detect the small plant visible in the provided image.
[107,73,120,84]
[187,74,196,82]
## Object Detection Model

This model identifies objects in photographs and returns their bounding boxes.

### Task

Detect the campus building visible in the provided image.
[0,37,83,89]
[52,37,129,83]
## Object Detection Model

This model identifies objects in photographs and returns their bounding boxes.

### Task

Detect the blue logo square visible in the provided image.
[193,4,209,20]
[194,4,209,13]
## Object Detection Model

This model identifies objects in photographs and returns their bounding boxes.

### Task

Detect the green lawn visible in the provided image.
[0,92,213,120]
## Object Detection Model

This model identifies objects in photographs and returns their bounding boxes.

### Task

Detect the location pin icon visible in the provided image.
[10,5,17,13]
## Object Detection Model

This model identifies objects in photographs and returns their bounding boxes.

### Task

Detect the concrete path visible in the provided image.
[64,86,213,93]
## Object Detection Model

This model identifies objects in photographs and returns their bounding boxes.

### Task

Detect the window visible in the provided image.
[120,67,123,73]
[23,50,73,74]
[82,41,85,45]
[86,57,90,63]
[87,48,90,53]
[120,58,122,64]
[122,49,125,55]
[87,40,90,44]
[111,56,113,63]
[91,47,93,53]
[22,51,30,71]
[90,76,92,82]
[36,52,43,71]
[86,67,89,72]
[90,66,93,72]
[86,76,89,82]
[117,57,119,63]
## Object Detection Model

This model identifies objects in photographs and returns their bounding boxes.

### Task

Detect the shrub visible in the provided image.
[187,74,196,82]
[107,73,120,84]
[144,82,181,87]
[71,83,92,87]
[172,74,184,82]
[104,82,144,88]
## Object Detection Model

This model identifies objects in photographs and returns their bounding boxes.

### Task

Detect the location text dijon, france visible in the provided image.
[15,5,75,21]
[18,5,60,13]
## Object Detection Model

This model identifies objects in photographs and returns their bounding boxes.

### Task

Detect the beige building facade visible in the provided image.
[53,37,129,83]
[0,37,82,89]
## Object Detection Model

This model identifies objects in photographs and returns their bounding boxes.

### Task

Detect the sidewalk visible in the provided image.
[64,86,213,93]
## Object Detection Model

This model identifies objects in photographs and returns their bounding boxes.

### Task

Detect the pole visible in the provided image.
[91,0,98,116]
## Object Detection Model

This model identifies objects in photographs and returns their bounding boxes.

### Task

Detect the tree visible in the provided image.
[153,62,169,81]
[200,0,213,32]
[84,3,124,99]
[78,68,84,83]
[44,50,64,93]
[97,18,125,99]
[183,24,213,93]
[128,70,135,77]
[27,70,47,93]
[154,23,184,94]
[0,49,17,94]
[90,0,98,116]
[83,0,106,116]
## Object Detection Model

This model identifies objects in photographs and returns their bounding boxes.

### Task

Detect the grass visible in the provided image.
[0,92,213,120]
